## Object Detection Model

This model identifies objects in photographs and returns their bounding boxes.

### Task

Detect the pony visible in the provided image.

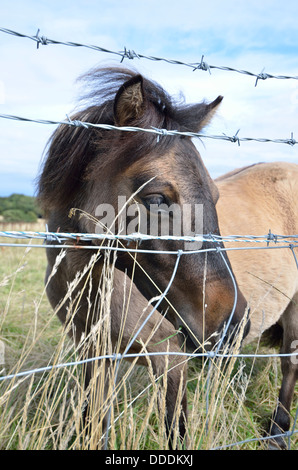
[216,162,298,449]
[37,67,248,448]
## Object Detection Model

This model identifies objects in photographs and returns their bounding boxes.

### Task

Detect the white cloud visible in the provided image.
[0,0,297,195]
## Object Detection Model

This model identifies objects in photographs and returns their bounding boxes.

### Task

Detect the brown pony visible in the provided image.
[37,67,248,447]
[216,162,298,449]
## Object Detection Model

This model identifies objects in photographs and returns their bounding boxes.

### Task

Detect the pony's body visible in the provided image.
[216,161,298,340]
[216,161,298,448]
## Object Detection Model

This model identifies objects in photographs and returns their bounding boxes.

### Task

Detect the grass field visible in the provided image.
[0,222,297,450]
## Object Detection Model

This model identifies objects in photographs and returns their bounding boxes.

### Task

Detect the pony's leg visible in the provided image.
[81,354,113,449]
[269,292,298,449]
[134,315,188,448]
[81,306,188,449]
[104,270,188,448]
[46,255,187,448]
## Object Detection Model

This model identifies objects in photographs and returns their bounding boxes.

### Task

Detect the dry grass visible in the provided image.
[0,222,297,450]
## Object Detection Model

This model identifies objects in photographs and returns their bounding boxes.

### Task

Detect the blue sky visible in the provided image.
[0,0,298,196]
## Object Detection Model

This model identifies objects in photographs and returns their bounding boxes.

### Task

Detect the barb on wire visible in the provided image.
[1,27,298,84]
[255,68,270,87]
[120,46,140,62]
[35,28,48,49]
[0,112,298,147]
[192,55,211,74]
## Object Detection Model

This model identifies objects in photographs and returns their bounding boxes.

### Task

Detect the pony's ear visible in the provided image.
[114,75,145,126]
[195,95,223,132]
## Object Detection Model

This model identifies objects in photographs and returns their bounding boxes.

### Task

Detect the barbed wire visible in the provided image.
[1,229,297,244]
[0,230,297,260]
[0,113,297,147]
[1,27,298,86]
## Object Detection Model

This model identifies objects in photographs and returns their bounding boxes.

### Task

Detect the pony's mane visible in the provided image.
[37,67,210,213]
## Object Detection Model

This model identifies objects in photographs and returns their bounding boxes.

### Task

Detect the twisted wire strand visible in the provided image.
[0,229,297,245]
[0,113,297,147]
[1,27,298,85]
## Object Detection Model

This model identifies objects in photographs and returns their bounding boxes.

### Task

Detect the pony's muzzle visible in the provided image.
[179,307,251,354]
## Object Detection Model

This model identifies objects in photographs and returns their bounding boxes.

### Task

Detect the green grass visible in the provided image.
[0,222,297,450]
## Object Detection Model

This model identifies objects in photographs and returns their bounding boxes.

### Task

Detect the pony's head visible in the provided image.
[38,67,249,349]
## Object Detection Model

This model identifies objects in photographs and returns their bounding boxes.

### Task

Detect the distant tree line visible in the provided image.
[0,194,42,223]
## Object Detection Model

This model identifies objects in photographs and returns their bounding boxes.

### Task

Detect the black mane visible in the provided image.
[37,67,211,213]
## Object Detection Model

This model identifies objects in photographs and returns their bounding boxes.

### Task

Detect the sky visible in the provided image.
[0,0,297,196]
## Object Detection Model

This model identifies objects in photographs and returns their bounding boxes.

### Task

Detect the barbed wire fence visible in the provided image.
[0,26,298,450]
[1,27,298,86]
[0,112,297,147]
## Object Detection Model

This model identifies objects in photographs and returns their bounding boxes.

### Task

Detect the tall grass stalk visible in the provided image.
[0,222,297,449]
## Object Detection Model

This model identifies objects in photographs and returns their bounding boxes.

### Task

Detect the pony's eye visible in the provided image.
[143,194,167,209]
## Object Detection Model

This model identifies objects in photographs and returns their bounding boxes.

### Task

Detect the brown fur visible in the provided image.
[216,162,298,339]
[216,161,298,448]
